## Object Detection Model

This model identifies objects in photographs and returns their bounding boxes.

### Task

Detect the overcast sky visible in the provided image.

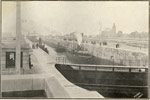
[2,1,149,36]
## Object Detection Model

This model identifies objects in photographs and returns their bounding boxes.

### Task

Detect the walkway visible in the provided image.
[27,39,103,98]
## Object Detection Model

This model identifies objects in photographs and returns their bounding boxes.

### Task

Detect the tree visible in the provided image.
[129,31,139,38]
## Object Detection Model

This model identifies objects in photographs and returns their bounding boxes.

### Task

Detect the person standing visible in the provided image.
[29,55,33,69]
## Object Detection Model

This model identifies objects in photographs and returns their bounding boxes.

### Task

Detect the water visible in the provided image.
[45,44,73,64]
[45,44,123,66]
[55,64,148,98]
[44,44,148,98]
[2,90,47,98]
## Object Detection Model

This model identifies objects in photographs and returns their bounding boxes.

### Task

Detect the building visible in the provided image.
[112,23,116,35]
[1,37,31,75]
[101,23,116,37]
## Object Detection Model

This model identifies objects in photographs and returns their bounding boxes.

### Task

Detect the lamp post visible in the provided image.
[111,56,114,67]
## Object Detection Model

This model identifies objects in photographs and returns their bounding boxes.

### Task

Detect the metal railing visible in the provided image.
[56,63,148,73]
[56,57,66,64]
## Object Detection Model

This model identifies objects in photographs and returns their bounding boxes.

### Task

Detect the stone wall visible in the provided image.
[2,75,70,98]
[58,40,148,66]
[2,75,45,92]
[83,43,148,66]
[45,76,70,98]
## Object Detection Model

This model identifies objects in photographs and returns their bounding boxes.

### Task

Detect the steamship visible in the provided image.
[55,32,148,98]
[65,32,122,65]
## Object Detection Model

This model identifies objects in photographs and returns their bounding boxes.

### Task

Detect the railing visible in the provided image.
[55,63,148,73]
[56,57,66,64]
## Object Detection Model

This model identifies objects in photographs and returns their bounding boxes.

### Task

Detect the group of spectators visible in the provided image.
[40,44,49,54]
[99,42,108,46]
[91,41,120,48]
[32,43,39,49]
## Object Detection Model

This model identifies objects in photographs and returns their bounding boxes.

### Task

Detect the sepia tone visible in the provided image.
[0,1,149,99]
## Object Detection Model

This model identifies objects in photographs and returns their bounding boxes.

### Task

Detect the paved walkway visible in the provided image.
[26,39,103,98]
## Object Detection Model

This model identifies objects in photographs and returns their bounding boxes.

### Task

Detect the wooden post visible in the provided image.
[15,1,21,74]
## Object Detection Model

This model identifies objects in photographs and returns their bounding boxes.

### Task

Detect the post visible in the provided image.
[113,58,114,67]
[111,56,114,67]
[79,66,81,70]
[15,1,21,74]
[148,2,150,98]
[0,0,2,98]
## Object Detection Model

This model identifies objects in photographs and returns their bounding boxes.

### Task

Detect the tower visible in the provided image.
[112,23,116,35]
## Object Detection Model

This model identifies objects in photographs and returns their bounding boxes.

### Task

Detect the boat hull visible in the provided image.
[43,40,66,53]
[66,51,93,64]
[66,50,123,65]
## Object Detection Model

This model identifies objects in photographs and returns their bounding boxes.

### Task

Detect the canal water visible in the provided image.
[45,44,147,98]
[26,37,147,98]
[2,90,47,98]
[44,44,74,64]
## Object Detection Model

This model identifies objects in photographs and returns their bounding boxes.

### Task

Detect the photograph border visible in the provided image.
[0,0,149,99]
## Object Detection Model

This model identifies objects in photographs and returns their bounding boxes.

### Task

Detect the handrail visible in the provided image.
[74,83,148,88]
[56,57,66,64]
[56,63,148,69]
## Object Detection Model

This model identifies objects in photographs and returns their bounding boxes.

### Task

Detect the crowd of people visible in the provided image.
[91,41,120,48]
[32,43,39,49]
[39,44,49,54]
[29,42,49,69]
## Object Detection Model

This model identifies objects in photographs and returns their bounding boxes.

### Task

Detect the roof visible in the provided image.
[2,37,30,49]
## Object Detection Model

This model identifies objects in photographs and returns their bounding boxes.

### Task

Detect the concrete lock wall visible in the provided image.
[83,43,148,66]
[44,76,70,98]
[58,40,148,66]
[2,75,45,92]
[1,75,70,98]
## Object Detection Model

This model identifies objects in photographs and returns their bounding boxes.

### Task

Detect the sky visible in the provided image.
[2,1,149,36]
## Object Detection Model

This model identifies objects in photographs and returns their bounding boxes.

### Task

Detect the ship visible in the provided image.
[55,32,148,98]
[65,32,123,65]
[66,49,94,64]
[42,37,66,53]
[65,32,95,64]
[54,42,66,53]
